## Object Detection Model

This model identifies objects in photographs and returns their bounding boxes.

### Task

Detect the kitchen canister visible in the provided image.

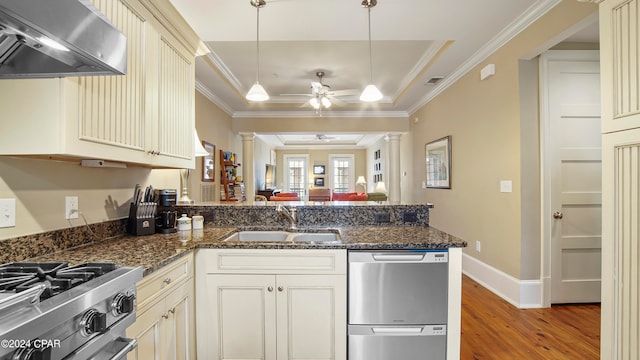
[192,215,204,229]
[176,214,191,231]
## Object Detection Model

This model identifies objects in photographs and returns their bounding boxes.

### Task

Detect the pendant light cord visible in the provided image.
[256,5,261,82]
[367,6,373,83]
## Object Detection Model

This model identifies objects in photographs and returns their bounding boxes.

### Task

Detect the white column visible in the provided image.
[388,133,401,202]
[240,132,255,202]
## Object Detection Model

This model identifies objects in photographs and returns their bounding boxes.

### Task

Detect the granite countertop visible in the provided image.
[33,226,466,276]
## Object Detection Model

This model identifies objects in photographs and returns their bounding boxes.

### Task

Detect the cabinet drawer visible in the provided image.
[198,249,346,275]
[137,254,193,309]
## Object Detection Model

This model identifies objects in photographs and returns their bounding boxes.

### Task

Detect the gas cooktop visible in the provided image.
[0,261,142,360]
[0,262,118,302]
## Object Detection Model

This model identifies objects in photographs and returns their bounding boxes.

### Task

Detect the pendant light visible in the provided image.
[246,0,269,101]
[360,0,383,102]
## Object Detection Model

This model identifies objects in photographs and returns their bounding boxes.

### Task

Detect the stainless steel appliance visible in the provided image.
[0,261,142,360]
[0,0,127,78]
[348,250,449,360]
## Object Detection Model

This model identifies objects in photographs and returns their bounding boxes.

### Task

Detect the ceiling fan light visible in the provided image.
[321,96,332,108]
[246,82,270,101]
[360,84,383,102]
[310,97,321,109]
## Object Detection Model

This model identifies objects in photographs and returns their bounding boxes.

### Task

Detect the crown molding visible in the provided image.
[195,80,234,116]
[575,0,603,3]
[232,110,409,119]
[407,0,563,114]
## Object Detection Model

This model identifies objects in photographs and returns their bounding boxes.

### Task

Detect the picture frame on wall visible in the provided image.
[314,177,325,187]
[313,165,325,175]
[202,141,215,182]
[425,136,451,189]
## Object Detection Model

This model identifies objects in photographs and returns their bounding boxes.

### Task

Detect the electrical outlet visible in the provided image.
[402,211,418,223]
[476,241,481,252]
[65,196,78,219]
[375,212,391,223]
[0,198,16,228]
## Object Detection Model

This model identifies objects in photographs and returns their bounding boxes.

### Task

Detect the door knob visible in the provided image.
[553,211,563,219]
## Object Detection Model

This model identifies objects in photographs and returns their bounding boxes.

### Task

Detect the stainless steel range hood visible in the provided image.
[0,0,127,78]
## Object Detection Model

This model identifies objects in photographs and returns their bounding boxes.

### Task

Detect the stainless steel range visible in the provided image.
[0,262,142,360]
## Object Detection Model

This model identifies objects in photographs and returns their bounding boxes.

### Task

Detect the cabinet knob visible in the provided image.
[267,286,274,292]
[553,211,564,220]
[168,307,175,314]
[163,277,172,285]
[162,312,169,319]
[277,286,284,292]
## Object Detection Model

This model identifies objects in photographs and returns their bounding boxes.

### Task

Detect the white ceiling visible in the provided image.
[169,0,599,147]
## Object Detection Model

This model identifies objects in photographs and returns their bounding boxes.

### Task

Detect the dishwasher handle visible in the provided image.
[349,250,448,263]
[371,253,425,262]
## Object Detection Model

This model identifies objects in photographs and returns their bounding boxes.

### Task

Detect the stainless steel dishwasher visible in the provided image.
[348,250,448,360]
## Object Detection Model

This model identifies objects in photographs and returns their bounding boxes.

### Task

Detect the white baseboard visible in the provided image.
[462,253,543,309]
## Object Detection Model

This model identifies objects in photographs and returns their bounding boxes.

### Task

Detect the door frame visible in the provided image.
[539,50,600,307]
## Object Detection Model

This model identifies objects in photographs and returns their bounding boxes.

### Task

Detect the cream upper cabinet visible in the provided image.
[600,0,640,133]
[196,249,347,360]
[0,0,197,168]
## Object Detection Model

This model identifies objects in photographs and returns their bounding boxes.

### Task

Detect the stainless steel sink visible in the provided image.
[224,230,340,243]
[289,232,339,242]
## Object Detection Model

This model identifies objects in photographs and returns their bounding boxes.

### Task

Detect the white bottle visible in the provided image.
[176,214,191,231]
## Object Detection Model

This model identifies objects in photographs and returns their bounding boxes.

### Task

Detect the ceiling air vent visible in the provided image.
[425,76,444,85]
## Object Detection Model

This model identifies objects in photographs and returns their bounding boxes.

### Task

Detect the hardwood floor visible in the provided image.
[460,275,600,359]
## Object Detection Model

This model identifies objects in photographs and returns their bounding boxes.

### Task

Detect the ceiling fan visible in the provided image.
[314,134,336,142]
[281,71,359,113]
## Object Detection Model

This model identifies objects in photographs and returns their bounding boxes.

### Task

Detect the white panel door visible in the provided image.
[544,51,602,303]
[276,275,346,360]
[205,275,277,360]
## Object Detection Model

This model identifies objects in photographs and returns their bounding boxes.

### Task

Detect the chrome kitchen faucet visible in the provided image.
[276,204,297,229]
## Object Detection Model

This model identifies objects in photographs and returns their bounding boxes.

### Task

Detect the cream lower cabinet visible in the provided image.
[196,249,347,360]
[127,254,195,360]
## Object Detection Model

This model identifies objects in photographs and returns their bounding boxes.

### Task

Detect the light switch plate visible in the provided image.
[500,180,512,193]
[0,198,16,228]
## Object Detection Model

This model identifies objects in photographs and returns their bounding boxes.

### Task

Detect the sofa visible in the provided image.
[269,192,300,201]
[366,192,388,201]
[332,192,368,201]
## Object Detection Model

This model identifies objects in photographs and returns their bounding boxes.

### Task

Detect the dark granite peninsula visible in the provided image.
[2,202,466,360]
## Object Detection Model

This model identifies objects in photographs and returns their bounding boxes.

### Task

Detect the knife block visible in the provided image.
[126,203,156,236]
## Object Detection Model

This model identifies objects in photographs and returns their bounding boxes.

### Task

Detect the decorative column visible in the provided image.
[240,132,256,202]
[387,133,401,202]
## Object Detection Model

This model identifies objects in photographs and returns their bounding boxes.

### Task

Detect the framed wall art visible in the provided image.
[314,177,325,187]
[425,136,451,189]
[202,141,215,182]
[313,165,325,175]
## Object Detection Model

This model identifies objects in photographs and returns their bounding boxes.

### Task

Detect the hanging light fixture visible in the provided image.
[360,0,383,102]
[246,0,269,101]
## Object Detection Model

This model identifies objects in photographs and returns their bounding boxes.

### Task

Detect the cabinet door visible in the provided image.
[600,0,640,133]
[163,280,195,360]
[69,0,154,163]
[276,275,346,360]
[126,298,165,360]
[203,275,277,360]
[154,34,195,168]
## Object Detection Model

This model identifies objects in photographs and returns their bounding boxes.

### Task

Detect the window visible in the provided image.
[329,155,355,193]
[283,155,309,199]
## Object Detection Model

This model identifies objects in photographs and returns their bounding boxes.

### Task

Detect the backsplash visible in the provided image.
[177,203,432,228]
[0,219,126,265]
